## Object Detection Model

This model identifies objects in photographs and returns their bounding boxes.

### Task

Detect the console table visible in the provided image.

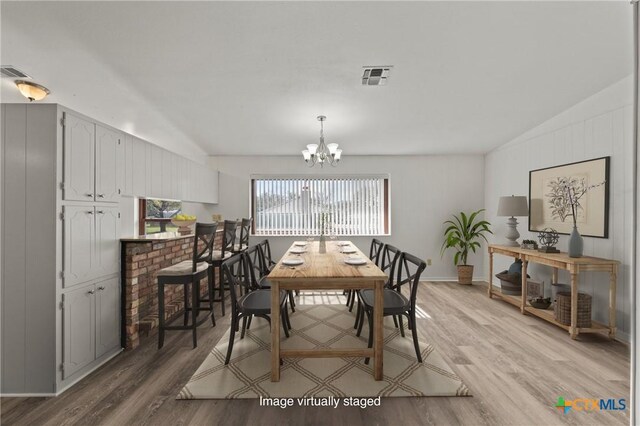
[487,244,619,340]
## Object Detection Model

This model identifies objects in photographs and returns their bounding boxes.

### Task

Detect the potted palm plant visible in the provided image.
[441,209,492,285]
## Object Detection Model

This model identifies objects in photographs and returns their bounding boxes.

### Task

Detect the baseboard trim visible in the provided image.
[0,392,56,397]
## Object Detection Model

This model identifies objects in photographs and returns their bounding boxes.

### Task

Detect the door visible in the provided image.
[63,113,95,201]
[95,277,120,358]
[95,206,120,277]
[63,205,95,287]
[63,284,96,379]
[95,125,121,202]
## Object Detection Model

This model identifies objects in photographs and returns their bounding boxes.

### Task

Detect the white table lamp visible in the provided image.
[497,195,529,247]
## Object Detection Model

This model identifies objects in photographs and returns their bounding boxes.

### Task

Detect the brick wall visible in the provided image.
[122,230,223,350]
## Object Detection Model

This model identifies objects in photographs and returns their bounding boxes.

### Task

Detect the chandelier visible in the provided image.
[302,116,342,167]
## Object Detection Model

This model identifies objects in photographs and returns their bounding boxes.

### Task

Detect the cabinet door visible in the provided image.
[95,206,120,277]
[172,155,182,201]
[148,145,163,198]
[95,277,120,358]
[63,284,95,379]
[95,125,121,202]
[122,134,134,196]
[131,137,147,196]
[161,149,173,199]
[181,159,191,201]
[63,113,95,202]
[209,170,219,204]
[63,205,95,287]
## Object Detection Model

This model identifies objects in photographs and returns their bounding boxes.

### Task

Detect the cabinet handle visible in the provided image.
[97,286,105,291]
[97,194,105,198]
[87,211,94,215]
[96,210,105,214]
[87,290,95,295]
[86,193,94,197]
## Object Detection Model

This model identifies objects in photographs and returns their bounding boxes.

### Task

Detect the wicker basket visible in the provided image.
[457,265,473,285]
[554,292,592,327]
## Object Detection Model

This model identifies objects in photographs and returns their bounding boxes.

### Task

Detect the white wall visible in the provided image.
[484,75,634,341]
[207,155,485,280]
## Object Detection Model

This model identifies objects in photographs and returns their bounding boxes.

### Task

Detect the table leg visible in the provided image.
[520,259,527,314]
[609,266,617,339]
[271,281,281,382]
[488,251,493,298]
[373,280,384,381]
[570,271,578,340]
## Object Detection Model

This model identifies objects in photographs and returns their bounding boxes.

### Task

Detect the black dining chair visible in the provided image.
[354,243,401,331]
[222,253,290,365]
[157,222,217,349]
[359,251,427,364]
[256,239,277,273]
[346,238,384,310]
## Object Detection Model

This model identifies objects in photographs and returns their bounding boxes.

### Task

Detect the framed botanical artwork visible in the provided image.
[528,157,610,238]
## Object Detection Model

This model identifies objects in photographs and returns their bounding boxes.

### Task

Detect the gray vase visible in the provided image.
[319,234,326,253]
[568,226,583,258]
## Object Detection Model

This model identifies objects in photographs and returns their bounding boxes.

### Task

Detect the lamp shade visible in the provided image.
[497,195,528,217]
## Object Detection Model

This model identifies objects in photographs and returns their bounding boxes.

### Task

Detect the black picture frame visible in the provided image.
[528,156,610,238]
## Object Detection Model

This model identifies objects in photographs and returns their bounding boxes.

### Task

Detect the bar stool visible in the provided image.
[208,220,236,316]
[157,222,217,349]
[233,218,252,254]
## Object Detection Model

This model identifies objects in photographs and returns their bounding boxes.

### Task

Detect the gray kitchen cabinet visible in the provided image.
[148,144,163,198]
[63,113,95,202]
[2,105,123,394]
[62,284,96,379]
[63,205,120,287]
[122,134,134,196]
[63,205,95,287]
[95,277,120,359]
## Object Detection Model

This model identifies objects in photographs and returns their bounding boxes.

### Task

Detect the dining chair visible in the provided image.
[359,251,427,364]
[157,222,217,349]
[222,253,290,365]
[256,239,277,274]
[354,244,401,331]
[346,238,385,310]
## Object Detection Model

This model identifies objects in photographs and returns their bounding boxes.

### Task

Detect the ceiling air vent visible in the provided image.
[0,66,31,79]
[362,66,392,86]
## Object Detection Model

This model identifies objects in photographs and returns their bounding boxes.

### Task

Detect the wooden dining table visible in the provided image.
[267,240,388,382]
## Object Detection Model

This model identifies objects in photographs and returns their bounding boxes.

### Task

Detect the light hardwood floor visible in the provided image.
[1,282,630,426]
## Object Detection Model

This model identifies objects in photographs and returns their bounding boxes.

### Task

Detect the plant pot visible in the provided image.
[457,265,473,285]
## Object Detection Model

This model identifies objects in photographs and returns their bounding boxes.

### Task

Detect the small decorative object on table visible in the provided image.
[527,280,544,298]
[318,212,330,254]
[537,228,560,253]
[521,239,538,250]
[529,296,552,310]
[171,214,196,235]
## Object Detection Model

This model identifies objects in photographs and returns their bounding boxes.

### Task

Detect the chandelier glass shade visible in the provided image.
[302,116,341,167]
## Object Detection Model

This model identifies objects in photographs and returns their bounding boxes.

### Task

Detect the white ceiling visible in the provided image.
[0,1,633,159]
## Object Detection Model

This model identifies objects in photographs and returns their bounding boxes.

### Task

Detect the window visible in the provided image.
[138,198,182,235]
[251,175,389,236]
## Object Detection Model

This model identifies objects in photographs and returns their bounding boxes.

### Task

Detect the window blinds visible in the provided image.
[252,176,388,236]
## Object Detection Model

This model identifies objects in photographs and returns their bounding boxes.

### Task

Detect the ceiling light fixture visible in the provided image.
[15,80,50,101]
[302,116,342,168]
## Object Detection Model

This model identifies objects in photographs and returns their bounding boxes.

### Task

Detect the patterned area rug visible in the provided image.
[178,302,470,399]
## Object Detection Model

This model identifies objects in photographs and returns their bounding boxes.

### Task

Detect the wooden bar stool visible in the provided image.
[157,222,217,349]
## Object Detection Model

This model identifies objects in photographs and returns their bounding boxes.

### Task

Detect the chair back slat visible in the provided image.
[379,244,401,288]
[192,222,217,272]
[257,239,275,274]
[221,220,237,257]
[238,218,252,248]
[394,252,427,309]
[369,238,384,266]
[222,254,248,309]
[244,245,264,290]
